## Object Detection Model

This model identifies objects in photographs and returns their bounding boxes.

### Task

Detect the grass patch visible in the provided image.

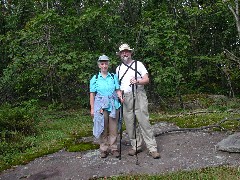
[0,108,94,172]
[102,166,240,179]
[1,95,240,178]
[66,142,99,152]
[150,111,240,131]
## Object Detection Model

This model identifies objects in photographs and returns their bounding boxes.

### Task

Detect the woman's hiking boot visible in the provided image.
[111,150,120,158]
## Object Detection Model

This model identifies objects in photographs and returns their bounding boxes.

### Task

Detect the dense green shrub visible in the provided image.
[0,100,38,142]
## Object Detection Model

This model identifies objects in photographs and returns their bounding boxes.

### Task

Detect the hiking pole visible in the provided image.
[118,91,124,160]
[134,60,139,165]
[132,80,139,165]
[132,60,139,165]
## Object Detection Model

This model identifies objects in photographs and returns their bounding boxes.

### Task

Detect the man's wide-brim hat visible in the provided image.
[98,55,109,61]
[116,43,134,55]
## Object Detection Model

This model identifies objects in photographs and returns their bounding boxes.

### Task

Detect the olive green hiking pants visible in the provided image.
[123,90,158,152]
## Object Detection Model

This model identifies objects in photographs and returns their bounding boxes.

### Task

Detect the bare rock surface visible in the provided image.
[0,122,239,180]
[217,132,240,152]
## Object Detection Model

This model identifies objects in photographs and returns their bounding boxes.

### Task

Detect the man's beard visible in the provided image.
[121,56,129,63]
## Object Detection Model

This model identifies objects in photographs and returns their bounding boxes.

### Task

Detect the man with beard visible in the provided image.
[116,44,160,159]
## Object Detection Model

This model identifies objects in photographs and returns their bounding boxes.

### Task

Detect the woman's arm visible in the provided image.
[90,92,95,117]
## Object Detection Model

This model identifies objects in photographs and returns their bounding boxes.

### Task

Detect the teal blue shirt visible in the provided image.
[90,72,121,110]
[90,72,120,96]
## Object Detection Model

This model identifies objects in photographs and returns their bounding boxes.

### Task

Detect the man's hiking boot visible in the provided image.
[100,151,108,158]
[149,151,161,159]
[128,149,142,156]
[111,150,120,158]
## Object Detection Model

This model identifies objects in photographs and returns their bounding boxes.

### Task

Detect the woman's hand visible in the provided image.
[90,108,94,117]
[116,90,124,103]
[118,96,124,103]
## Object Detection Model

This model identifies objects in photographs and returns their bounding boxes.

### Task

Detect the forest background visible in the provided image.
[0,0,240,174]
[1,0,240,107]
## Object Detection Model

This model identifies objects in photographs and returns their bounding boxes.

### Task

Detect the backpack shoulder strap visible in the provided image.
[96,72,114,80]
[111,73,115,79]
[118,61,135,85]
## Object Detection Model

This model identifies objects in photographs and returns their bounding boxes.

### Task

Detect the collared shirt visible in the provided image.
[90,72,120,96]
[116,60,148,93]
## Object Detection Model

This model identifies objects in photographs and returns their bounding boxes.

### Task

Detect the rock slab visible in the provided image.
[217,132,240,153]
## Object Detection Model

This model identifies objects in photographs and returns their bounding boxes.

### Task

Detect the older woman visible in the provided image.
[90,55,123,158]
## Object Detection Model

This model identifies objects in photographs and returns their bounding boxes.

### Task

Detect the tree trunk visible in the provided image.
[223,0,240,40]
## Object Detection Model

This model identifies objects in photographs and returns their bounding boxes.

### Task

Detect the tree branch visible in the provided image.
[223,48,240,64]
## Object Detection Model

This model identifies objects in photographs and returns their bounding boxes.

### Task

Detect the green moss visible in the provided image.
[0,143,63,172]
[66,142,99,152]
[150,112,240,131]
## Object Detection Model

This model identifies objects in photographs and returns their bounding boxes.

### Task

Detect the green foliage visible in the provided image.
[0,100,40,170]
[0,100,38,142]
[140,9,190,97]
[150,94,240,131]
[0,95,240,173]
[0,0,240,106]
[104,166,240,179]
[1,2,239,175]
[0,107,93,172]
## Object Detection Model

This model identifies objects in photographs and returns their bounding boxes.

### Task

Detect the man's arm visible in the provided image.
[131,73,149,85]
[137,73,149,85]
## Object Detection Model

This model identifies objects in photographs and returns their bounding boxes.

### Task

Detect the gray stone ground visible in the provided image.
[0,122,239,180]
[217,132,240,152]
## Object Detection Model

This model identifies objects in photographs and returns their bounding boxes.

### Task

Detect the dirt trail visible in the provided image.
[0,122,239,180]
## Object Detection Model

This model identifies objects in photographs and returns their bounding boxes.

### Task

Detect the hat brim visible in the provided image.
[116,48,134,55]
[98,59,109,61]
